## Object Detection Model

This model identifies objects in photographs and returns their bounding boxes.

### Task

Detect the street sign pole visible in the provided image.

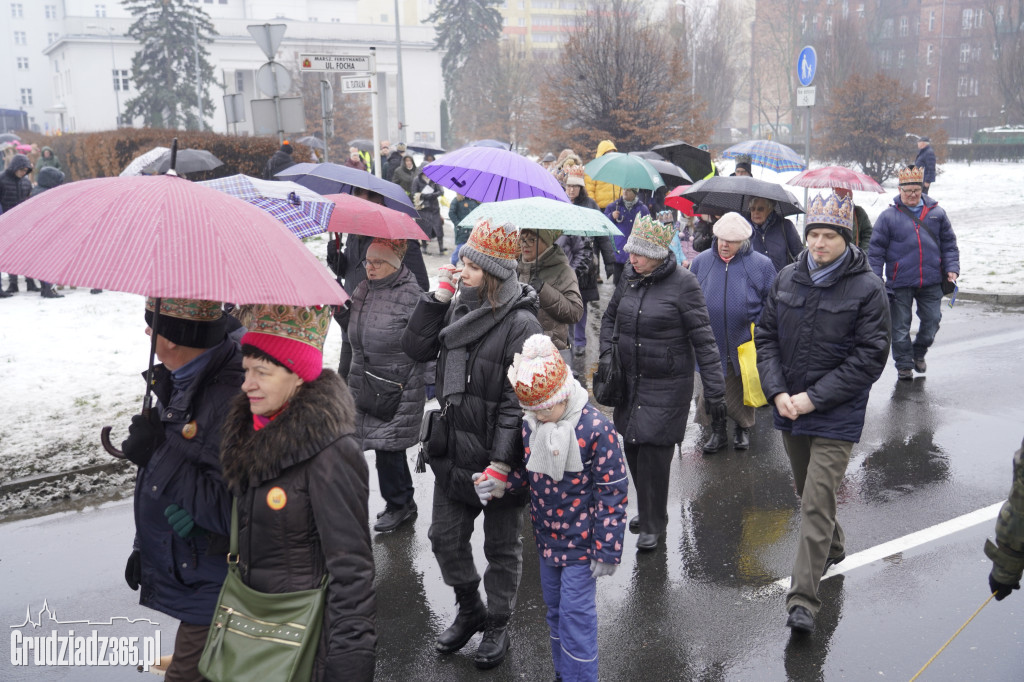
[369,48,381,179]
[797,46,818,230]
[320,79,333,163]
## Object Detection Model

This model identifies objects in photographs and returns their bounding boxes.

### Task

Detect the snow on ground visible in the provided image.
[0,161,1021,517]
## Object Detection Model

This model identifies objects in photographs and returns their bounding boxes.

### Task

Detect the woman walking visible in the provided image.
[746,197,803,273]
[401,218,542,670]
[599,215,725,551]
[689,213,778,454]
[220,304,376,681]
[346,239,425,532]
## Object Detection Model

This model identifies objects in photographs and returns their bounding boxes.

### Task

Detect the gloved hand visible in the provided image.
[590,560,617,579]
[425,384,436,400]
[120,410,165,467]
[164,504,206,539]
[706,399,727,422]
[472,473,497,506]
[434,265,458,303]
[124,550,142,591]
[476,462,511,499]
[529,277,545,295]
[989,571,1019,601]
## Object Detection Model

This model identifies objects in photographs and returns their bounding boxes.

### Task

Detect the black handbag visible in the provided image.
[355,370,404,421]
[419,404,449,460]
[592,305,625,407]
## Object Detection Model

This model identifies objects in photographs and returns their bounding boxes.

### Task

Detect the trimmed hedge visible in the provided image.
[16,128,315,182]
[945,144,1024,163]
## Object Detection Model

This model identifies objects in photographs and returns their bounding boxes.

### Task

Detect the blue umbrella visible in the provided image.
[275,163,418,218]
[722,140,806,172]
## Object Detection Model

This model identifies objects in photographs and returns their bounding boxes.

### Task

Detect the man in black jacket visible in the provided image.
[0,154,34,295]
[756,192,890,636]
[263,141,296,179]
[915,136,936,194]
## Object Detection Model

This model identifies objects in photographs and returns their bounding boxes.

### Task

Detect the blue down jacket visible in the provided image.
[868,194,959,290]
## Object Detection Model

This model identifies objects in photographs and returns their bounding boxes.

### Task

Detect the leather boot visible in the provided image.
[25,278,39,292]
[40,282,64,299]
[733,425,750,450]
[437,235,447,254]
[5,275,18,293]
[702,419,728,454]
[474,614,510,670]
[436,583,486,654]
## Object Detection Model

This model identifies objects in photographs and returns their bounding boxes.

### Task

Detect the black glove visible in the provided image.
[120,410,165,467]
[706,399,727,422]
[530,278,545,295]
[125,550,142,591]
[989,571,1019,601]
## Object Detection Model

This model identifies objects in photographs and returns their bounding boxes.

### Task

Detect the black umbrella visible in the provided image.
[296,135,326,151]
[349,138,375,152]
[143,149,223,175]
[681,176,804,217]
[407,142,446,156]
[627,152,691,187]
[650,141,714,183]
[630,151,664,161]
[0,133,20,144]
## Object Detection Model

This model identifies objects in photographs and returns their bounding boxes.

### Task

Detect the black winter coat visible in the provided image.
[756,247,890,443]
[220,370,376,682]
[349,266,426,451]
[134,337,243,625]
[600,258,725,446]
[263,150,296,180]
[0,155,32,213]
[401,285,542,508]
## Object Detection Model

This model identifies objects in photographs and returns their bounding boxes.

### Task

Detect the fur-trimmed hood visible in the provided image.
[220,369,356,495]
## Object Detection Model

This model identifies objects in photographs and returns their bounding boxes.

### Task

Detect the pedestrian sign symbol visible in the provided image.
[797,46,817,87]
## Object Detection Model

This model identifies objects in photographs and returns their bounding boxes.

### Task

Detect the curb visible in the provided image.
[956,290,1024,305]
[0,461,131,495]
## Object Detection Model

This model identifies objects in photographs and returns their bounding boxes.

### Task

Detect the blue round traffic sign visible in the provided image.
[797,46,817,87]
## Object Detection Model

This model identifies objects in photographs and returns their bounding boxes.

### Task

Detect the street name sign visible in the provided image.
[341,76,376,94]
[796,86,816,107]
[299,54,372,73]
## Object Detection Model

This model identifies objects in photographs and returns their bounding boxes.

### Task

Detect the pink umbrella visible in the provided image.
[786,166,885,193]
[324,193,429,239]
[0,175,347,306]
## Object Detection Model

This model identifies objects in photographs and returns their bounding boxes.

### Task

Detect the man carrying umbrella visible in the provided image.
[604,188,651,285]
[263,140,296,180]
[0,154,34,296]
[122,298,244,680]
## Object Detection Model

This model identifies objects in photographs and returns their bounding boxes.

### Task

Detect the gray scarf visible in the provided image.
[523,381,589,481]
[438,276,521,404]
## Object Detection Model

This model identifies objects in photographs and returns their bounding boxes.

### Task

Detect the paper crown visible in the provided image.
[805,192,854,231]
[369,237,408,261]
[631,213,675,250]
[898,165,925,185]
[144,297,227,349]
[507,334,572,410]
[466,218,521,261]
[565,165,586,187]
[244,304,331,351]
[145,297,222,322]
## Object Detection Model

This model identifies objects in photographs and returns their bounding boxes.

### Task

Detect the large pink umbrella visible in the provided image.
[0,175,347,305]
[786,166,885,193]
[324,193,429,239]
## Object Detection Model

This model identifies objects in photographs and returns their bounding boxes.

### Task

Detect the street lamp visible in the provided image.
[86,24,121,128]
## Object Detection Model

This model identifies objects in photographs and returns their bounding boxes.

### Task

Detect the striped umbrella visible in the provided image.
[722,140,807,172]
[786,165,886,193]
[198,174,334,239]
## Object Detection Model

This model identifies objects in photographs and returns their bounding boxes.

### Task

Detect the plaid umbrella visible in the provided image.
[786,165,885,193]
[722,140,807,172]
[198,174,334,239]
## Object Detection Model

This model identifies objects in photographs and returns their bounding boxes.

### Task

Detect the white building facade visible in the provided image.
[2,0,443,142]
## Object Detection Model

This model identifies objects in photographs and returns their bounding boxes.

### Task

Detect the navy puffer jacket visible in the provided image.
[747,211,803,273]
[868,195,959,290]
[689,240,777,374]
[756,247,890,443]
[600,257,725,446]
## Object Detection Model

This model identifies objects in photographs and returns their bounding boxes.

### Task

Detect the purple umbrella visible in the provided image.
[422,147,569,204]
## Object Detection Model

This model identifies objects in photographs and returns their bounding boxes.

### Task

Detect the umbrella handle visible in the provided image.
[100,426,126,458]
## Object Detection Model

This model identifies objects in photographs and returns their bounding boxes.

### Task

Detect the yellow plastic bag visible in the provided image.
[737,323,768,407]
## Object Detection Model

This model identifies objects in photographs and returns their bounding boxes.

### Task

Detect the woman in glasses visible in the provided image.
[745,196,803,273]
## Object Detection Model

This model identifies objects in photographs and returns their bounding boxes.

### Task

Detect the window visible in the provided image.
[95,4,106,17]
[879,49,891,66]
[957,75,968,97]
[47,32,58,44]
[929,10,935,31]
[926,44,934,64]
[45,4,56,18]
[518,17,524,26]
[897,48,905,67]
[996,5,1005,25]
[16,56,28,70]
[54,59,59,73]
[380,13,388,21]
[924,77,931,97]
[825,15,832,35]
[842,0,849,19]
[20,87,32,105]
[113,69,129,91]
[961,8,972,29]
[234,71,245,92]
[899,16,908,36]
[974,11,983,28]
[11,2,22,18]
[13,30,26,45]
[220,0,228,4]
[882,18,893,37]
[960,42,970,63]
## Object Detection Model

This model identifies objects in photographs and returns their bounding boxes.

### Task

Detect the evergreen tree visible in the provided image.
[426,0,503,101]
[121,0,218,130]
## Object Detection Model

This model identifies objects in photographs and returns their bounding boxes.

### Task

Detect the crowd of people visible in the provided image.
[2,133,981,680]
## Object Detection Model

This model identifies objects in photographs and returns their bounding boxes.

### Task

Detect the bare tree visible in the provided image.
[986,0,1024,124]
[448,41,538,148]
[816,14,875,106]
[684,0,748,131]
[750,0,803,140]
[533,0,708,153]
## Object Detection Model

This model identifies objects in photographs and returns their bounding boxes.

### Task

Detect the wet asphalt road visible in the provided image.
[2,298,1023,681]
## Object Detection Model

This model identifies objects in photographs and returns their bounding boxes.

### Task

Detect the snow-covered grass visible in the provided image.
[0,161,1020,517]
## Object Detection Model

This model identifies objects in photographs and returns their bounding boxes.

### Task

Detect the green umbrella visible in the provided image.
[458,197,623,237]
[584,152,665,191]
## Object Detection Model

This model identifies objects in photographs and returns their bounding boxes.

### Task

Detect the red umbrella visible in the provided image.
[0,175,347,306]
[786,166,885,193]
[324,192,429,239]
[664,185,697,217]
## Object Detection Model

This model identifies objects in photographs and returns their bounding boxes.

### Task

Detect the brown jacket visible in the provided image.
[518,243,584,350]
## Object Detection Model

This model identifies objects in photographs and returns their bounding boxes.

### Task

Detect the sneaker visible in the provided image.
[373,501,417,532]
[914,358,926,373]
[897,368,913,381]
[786,605,814,634]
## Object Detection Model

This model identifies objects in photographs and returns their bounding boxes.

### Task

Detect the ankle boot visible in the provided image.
[437,235,447,254]
[733,425,750,450]
[40,283,64,299]
[702,419,728,454]
[474,614,510,670]
[5,275,19,293]
[25,278,39,292]
[436,583,486,654]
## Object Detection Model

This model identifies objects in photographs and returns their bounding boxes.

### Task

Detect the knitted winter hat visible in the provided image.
[366,238,407,269]
[898,165,925,186]
[240,304,332,382]
[735,154,753,175]
[713,212,753,241]
[804,192,854,243]
[460,218,521,280]
[523,229,560,251]
[281,141,293,154]
[624,214,673,260]
[144,298,226,349]
[565,165,586,187]
[507,334,573,410]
